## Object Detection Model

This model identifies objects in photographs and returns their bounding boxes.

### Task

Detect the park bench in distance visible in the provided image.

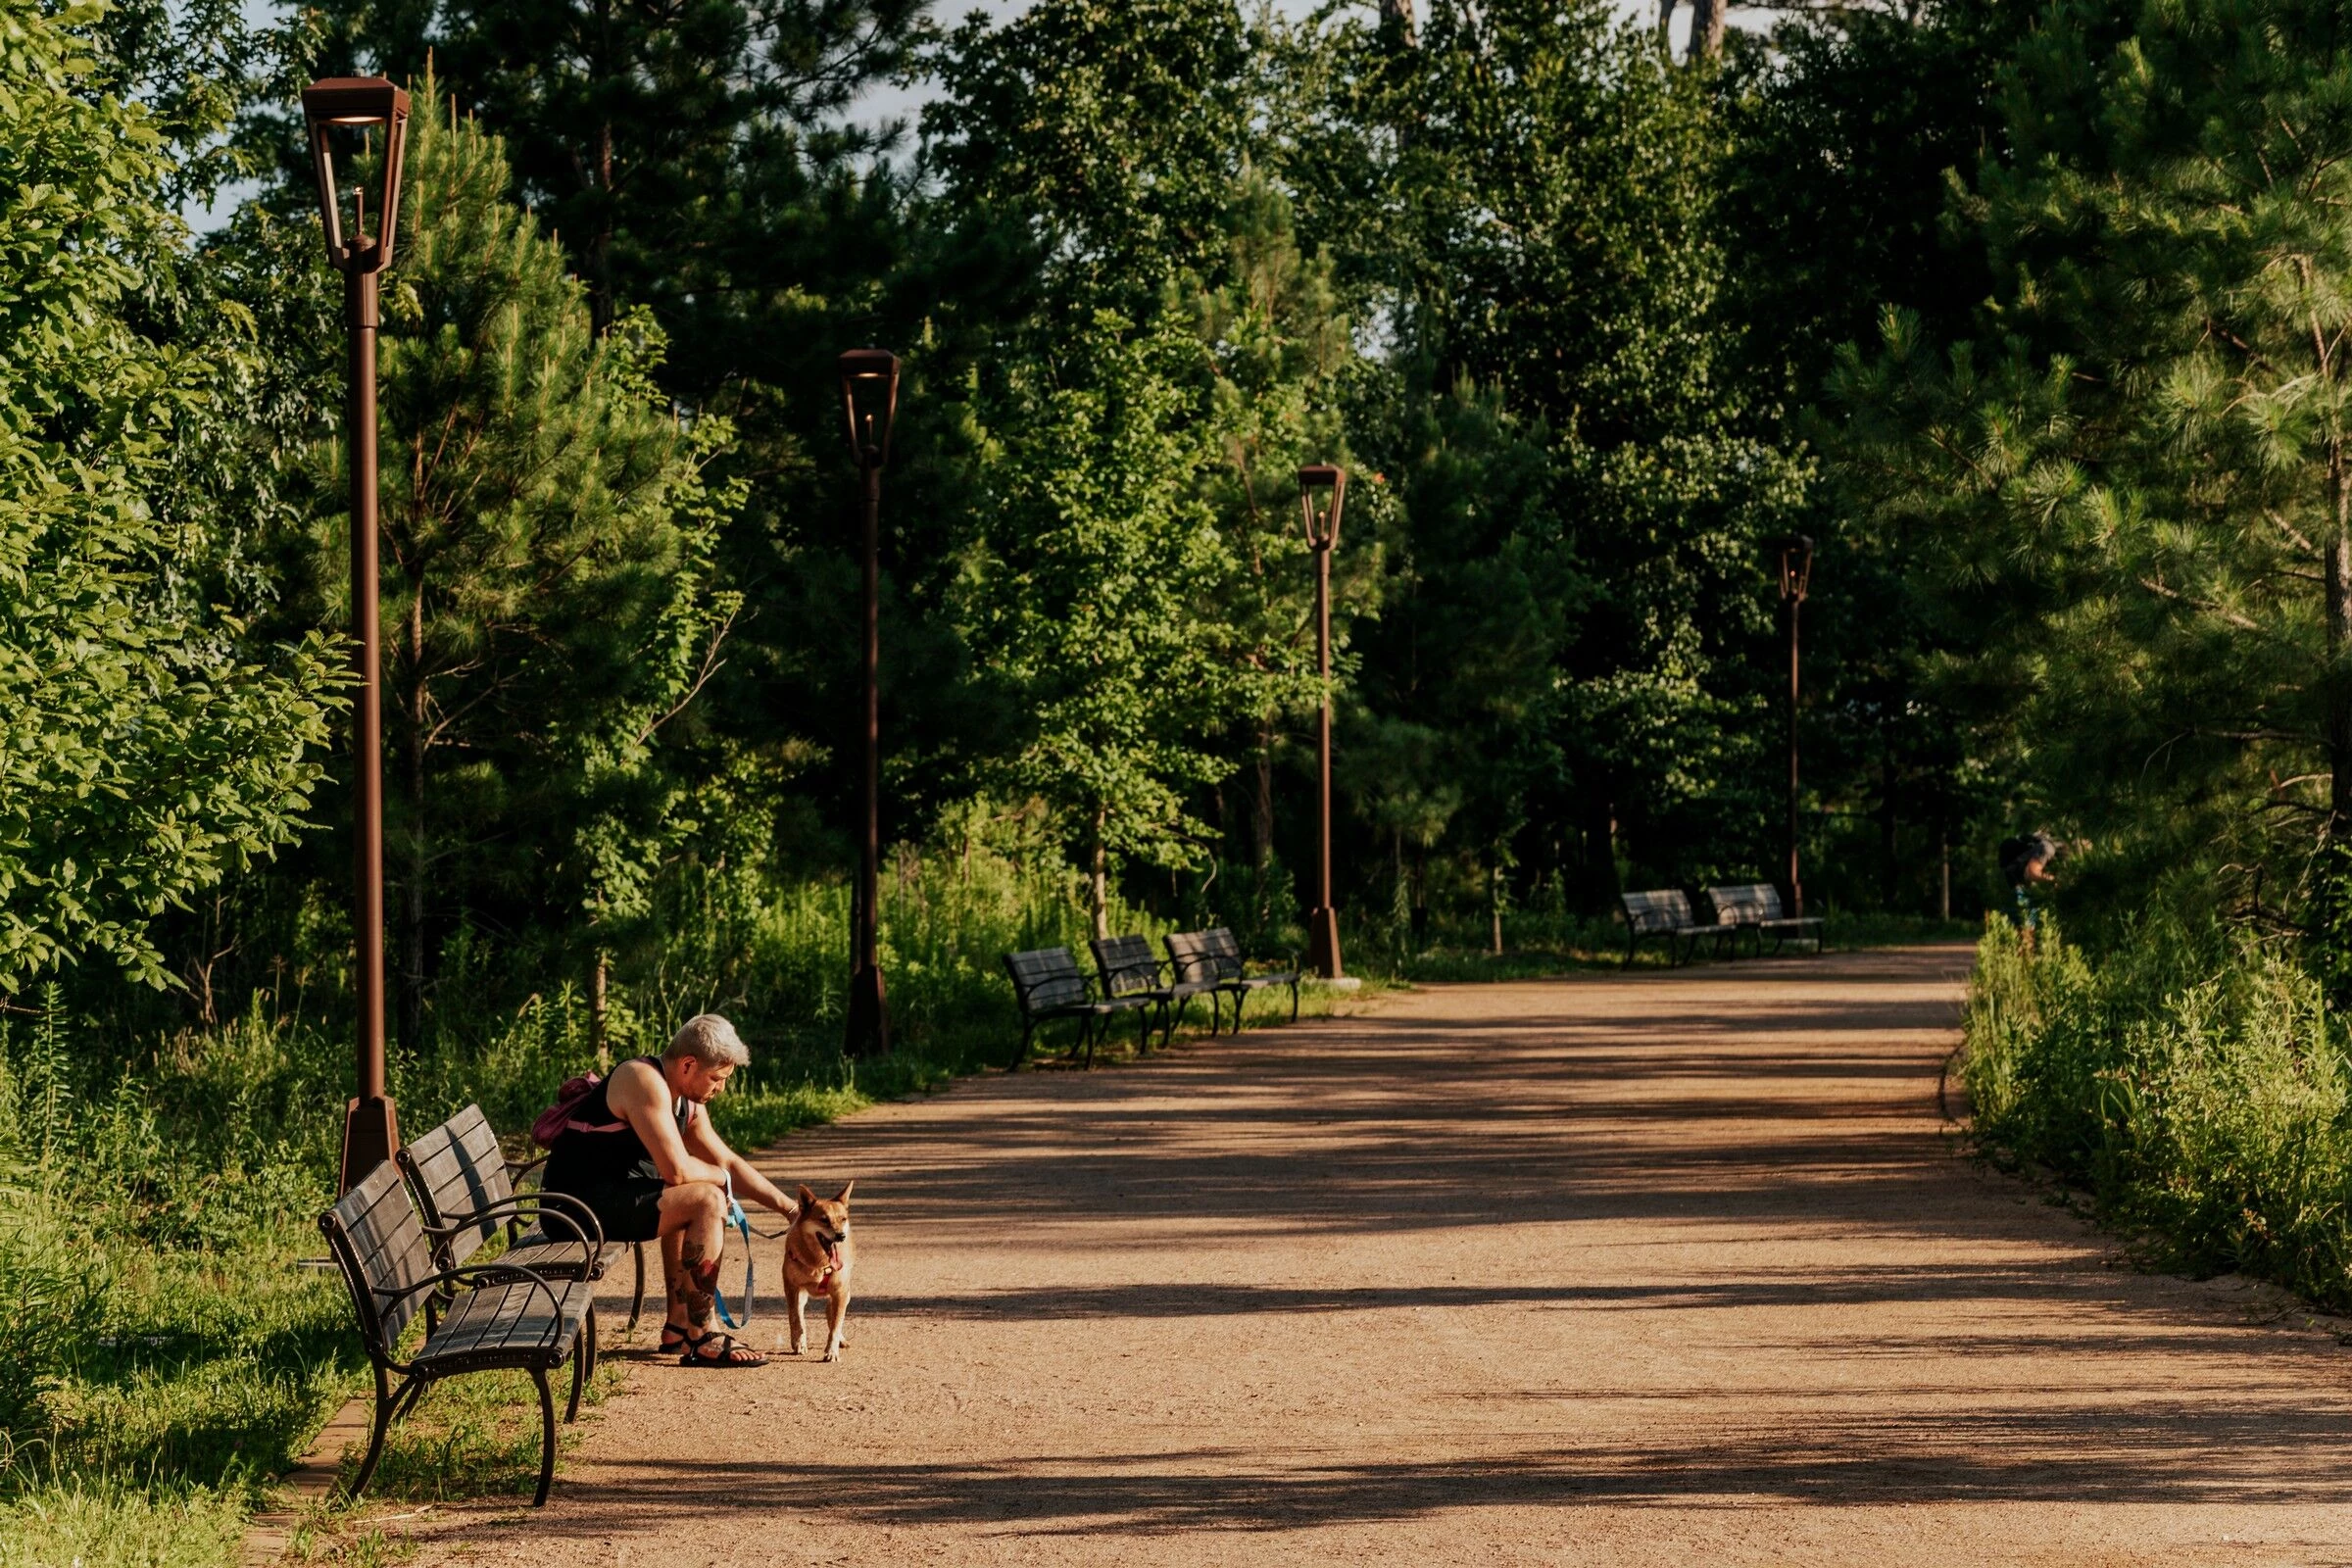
[1003,945,1156,1069]
[1092,932,1221,1047]
[319,1160,599,1507]
[1164,927,1299,1033]
[1618,889,1720,966]
[398,1103,648,1334]
[1703,882,1826,956]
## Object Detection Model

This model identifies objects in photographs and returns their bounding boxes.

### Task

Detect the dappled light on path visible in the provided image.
[404,948,2352,1564]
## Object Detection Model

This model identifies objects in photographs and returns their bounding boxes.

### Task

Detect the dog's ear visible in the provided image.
[797,1183,818,1210]
[833,1179,855,1203]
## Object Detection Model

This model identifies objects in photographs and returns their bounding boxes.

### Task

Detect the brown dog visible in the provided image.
[784,1181,855,1361]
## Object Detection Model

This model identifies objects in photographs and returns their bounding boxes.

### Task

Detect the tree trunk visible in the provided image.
[1379,0,1416,47]
[399,582,426,1057]
[1488,858,1504,956]
[1089,806,1110,942]
[589,0,615,336]
[1582,793,1621,914]
[2332,447,2352,836]
[1940,829,1952,921]
[1880,755,1900,909]
[1656,0,1678,48]
[1251,725,1276,868]
[591,949,610,1066]
[1685,0,1725,61]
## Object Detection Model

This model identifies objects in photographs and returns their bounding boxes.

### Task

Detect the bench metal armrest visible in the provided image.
[424,1193,604,1261]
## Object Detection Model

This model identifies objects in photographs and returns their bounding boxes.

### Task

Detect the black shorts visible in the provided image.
[549,1164,666,1244]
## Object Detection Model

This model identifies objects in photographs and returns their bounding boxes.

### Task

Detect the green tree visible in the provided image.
[288,77,741,1049]
[1828,0,2352,929]
[0,0,340,993]
[956,313,1243,937]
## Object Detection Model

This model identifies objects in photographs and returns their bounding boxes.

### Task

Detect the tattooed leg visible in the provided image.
[678,1233,718,1331]
[661,1230,689,1329]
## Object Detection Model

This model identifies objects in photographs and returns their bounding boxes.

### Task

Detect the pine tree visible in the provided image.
[1830,0,2352,924]
[293,76,740,1049]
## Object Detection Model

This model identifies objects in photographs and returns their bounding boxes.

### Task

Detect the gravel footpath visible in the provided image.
[401,946,2352,1565]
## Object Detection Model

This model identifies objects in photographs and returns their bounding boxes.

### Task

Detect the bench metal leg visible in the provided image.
[530,1366,557,1506]
[1081,1012,1097,1069]
[1011,1020,1034,1072]
[1289,979,1298,1023]
[344,1364,397,1502]
[626,1243,647,1335]
[1230,987,1248,1033]
[566,1310,591,1423]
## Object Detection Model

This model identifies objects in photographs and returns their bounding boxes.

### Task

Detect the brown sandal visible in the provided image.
[678,1329,767,1368]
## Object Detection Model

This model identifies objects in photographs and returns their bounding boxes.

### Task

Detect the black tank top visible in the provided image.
[543,1056,694,1191]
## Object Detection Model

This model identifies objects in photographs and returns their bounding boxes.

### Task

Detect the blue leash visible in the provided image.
[712,1176,756,1329]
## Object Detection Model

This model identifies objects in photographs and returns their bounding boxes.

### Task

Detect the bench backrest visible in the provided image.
[1091,934,1162,1000]
[320,1159,436,1360]
[398,1103,513,1271]
[1705,883,1784,924]
[1620,889,1694,934]
[1164,929,1232,986]
[1004,947,1092,1013]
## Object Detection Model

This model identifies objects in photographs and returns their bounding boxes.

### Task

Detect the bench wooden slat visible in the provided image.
[322,1156,596,1507]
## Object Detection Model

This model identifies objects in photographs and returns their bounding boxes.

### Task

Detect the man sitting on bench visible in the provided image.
[542,1014,798,1367]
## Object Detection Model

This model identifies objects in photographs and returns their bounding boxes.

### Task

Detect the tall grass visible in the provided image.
[1962,914,2352,1305]
[0,838,1160,1565]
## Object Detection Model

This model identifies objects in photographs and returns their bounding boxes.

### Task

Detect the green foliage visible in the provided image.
[0,0,340,993]
[957,312,1248,928]
[289,76,744,1044]
[1826,0,2352,935]
[1965,913,2352,1304]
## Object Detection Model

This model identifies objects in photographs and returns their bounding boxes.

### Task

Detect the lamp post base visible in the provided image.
[845,964,891,1056]
[1307,906,1344,981]
[339,1095,400,1194]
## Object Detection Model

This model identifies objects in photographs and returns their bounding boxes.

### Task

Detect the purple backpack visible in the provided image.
[531,1071,628,1149]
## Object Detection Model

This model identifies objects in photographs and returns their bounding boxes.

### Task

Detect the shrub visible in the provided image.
[1963,914,2352,1303]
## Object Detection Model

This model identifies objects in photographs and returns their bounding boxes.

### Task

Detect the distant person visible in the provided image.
[1998,830,2058,951]
[541,1014,799,1368]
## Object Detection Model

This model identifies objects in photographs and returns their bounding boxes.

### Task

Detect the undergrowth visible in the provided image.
[1962,912,2352,1306]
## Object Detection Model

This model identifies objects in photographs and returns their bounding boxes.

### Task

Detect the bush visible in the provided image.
[1962,913,2352,1304]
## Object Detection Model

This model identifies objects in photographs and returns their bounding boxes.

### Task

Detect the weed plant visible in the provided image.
[1962,913,2352,1306]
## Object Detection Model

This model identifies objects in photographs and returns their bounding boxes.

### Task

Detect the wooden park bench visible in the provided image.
[319,1159,599,1507]
[1002,945,1156,1069]
[1618,889,1720,966]
[398,1103,647,1334]
[1703,882,1826,956]
[1092,932,1221,1047]
[1164,927,1299,1034]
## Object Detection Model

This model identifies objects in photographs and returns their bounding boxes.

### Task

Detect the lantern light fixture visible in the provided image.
[1298,464,1347,551]
[300,77,412,275]
[839,350,901,470]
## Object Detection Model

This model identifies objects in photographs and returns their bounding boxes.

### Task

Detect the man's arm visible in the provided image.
[607,1061,728,1187]
[682,1111,800,1218]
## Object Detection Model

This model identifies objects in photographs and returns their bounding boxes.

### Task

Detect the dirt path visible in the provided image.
[406,947,2352,1565]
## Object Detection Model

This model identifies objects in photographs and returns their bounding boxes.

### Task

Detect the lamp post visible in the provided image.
[303,76,412,1192]
[1776,534,1816,920]
[1298,466,1347,980]
[840,350,900,1055]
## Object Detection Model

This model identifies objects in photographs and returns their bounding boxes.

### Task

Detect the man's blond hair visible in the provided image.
[665,1013,751,1068]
